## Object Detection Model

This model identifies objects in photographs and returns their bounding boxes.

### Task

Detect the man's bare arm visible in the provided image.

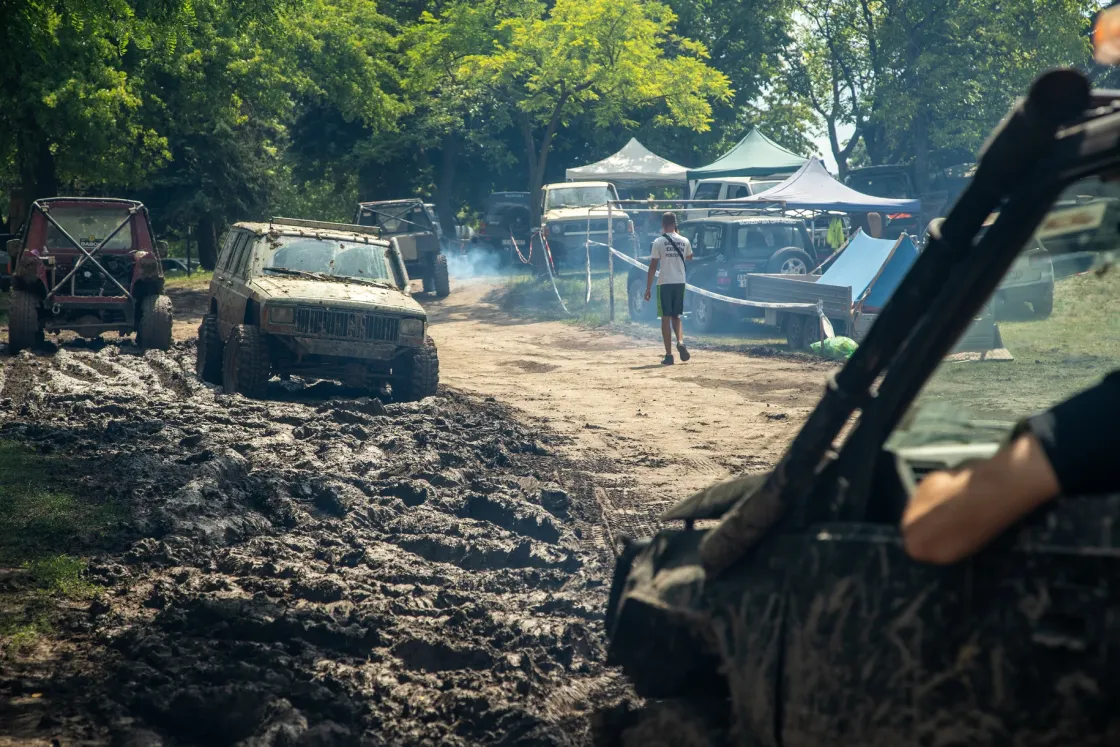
[645,258,659,300]
[901,432,1061,564]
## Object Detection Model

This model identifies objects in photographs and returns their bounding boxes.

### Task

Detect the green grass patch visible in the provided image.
[0,441,116,655]
[164,269,213,291]
[917,267,1120,419]
[0,440,124,566]
[493,269,629,327]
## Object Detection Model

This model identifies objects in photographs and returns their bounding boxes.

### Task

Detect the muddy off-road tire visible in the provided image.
[395,336,439,402]
[196,313,224,384]
[8,290,42,353]
[137,294,173,351]
[222,324,271,398]
[433,254,450,298]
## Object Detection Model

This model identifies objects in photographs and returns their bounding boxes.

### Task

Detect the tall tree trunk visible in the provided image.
[19,139,58,207]
[912,106,930,196]
[197,215,218,271]
[435,134,459,247]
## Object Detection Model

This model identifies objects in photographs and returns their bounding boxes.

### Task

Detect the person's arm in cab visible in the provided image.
[901,433,1059,564]
[902,371,1120,564]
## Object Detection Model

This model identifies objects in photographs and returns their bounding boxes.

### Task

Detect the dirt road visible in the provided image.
[0,276,830,745]
[424,279,831,539]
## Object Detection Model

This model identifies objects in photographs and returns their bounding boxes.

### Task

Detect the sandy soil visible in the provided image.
[422,278,832,539]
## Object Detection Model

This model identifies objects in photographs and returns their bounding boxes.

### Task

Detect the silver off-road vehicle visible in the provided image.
[196,218,438,401]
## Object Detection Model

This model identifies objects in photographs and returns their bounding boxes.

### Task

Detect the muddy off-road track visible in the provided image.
[0,278,828,746]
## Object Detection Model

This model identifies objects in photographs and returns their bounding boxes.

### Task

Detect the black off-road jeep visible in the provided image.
[601,70,1120,746]
[354,199,450,298]
[6,198,172,352]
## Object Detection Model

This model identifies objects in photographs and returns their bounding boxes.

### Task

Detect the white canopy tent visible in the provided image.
[565,138,688,186]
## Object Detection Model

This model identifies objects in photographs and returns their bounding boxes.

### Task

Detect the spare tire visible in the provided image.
[766,247,813,275]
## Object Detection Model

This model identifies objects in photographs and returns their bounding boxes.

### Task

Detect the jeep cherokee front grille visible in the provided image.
[293,308,400,342]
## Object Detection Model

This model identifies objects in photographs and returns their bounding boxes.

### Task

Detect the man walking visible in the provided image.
[644,212,693,365]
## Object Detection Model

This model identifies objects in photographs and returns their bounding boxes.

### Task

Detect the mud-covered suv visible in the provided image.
[354,199,449,297]
[195,218,438,401]
[6,197,173,352]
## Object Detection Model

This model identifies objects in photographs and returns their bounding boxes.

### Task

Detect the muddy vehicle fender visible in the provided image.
[129,249,166,297]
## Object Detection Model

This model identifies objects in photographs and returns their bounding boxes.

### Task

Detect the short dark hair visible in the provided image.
[661,212,677,230]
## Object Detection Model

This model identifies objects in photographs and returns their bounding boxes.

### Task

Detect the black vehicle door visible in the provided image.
[778,485,1120,747]
[680,223,725,294]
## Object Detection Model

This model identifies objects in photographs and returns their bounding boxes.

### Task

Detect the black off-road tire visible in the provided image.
[137,294,173,351]
[766,247,813,275]
[690,293,720,334]
[628,278,655,323]
[433,254,450,298]
[222,324,271,399]
[8,290,42,353]
[196,312,224,384]
[395,336,439,402]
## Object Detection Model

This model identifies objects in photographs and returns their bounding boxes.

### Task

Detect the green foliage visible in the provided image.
[0,0,1107,241]
[783,0,1096,175]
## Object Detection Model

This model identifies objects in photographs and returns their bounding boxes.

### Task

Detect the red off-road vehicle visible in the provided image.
[5,198,173,352]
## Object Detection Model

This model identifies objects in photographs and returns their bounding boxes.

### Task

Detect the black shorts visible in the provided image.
[657,283,685,318]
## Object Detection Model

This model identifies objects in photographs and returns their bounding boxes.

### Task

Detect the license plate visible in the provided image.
[738,274,749,288]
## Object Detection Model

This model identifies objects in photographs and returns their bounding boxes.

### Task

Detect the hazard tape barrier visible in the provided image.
[510,229,532,264]
[540,233,570,315]
[606,247,821,312]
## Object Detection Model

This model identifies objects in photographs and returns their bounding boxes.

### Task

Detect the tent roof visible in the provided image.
[818,231,919,311]
[685,129,809,181]
[566,138,687,184]
[739,159,922,214]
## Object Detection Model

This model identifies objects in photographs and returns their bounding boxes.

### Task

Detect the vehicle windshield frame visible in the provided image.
[256,234,401,288]
[820,100,1120,522]
[545,185,618,210]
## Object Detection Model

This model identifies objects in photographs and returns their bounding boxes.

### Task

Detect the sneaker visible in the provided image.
[661,355,674,366]
[677,344,691,362]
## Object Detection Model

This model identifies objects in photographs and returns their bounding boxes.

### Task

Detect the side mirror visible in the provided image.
[6,238,19,255]
[155,240,169,258]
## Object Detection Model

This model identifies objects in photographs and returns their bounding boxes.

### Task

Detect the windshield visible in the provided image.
[357,203,432,236]
[46,205,134,250]
[263,237,398,287]
[889,175,1120,447]
[544,185,617,210]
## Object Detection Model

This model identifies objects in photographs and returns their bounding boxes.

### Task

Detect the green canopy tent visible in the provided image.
[686,128,810,181]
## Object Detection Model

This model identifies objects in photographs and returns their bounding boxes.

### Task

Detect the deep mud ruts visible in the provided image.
[0,341,630,746]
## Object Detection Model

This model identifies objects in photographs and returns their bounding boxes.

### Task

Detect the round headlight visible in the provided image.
[399,318,424,337]
[269,306,295,324]
[549,223,564,235]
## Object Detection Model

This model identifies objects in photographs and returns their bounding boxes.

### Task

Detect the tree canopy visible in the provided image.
[0,0,1105,265]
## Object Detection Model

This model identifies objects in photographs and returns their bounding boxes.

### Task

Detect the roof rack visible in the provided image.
[269,217,383,238]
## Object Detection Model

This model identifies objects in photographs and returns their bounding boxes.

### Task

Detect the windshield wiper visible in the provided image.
[263,267,328,281]
[264,266,396,289]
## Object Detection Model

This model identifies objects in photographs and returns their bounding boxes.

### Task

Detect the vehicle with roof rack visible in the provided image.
[353,199,449,297]
[195,217,438,401]
[5,197,173,352]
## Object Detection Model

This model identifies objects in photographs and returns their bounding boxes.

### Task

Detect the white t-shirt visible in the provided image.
[651,232,693,285]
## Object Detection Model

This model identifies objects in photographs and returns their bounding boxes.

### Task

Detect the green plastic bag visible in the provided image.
[810,336,859,359]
